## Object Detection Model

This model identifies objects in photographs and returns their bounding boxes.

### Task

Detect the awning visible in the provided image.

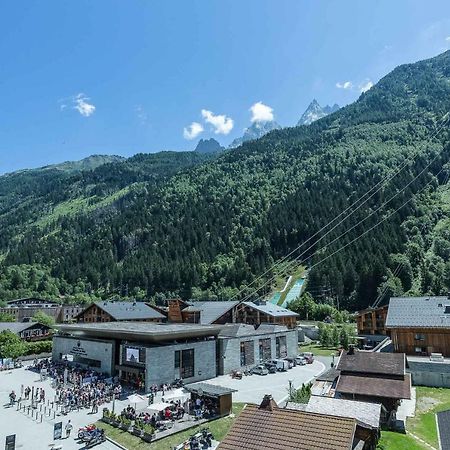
[163,388,190,403]
[147,402,172,413]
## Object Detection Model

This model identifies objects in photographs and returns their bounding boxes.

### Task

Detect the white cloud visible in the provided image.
[336,81,353,90]
[359,79,374,93]
[73,93,95,117]
[249,101,274,122]
[446,36,450,42]
[183,122,204,140]
[135,105,148,125]
[60,93,95,117]
[201,109,234,134]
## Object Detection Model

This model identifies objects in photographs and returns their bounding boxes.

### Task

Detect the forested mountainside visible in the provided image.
[2,51,450,309]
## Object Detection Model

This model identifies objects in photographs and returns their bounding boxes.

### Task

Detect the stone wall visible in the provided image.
[52,335,115,375]
[144,339,216,390]
[219,329,298,374]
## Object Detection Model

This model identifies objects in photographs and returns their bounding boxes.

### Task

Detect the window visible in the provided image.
[276,336,287,358]
[240,341,255,366]
[174,349,195,378]
[259,338,271,362]
[414,333,425,341]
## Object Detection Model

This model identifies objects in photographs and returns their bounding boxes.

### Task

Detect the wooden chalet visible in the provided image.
[356,305,389,335]
[335,349,411,424]
[166,299,298,328]
[76,301,165,323]
[386,296,450,357]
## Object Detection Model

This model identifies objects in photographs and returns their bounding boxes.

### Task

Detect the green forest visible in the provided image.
[2,51,450,311]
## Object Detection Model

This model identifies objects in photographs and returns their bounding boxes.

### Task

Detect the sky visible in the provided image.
[1,1,450,174]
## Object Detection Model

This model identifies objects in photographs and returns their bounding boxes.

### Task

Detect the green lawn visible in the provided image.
[298,342,338,357]
[378,431,426,450]
[97,403,246,450]
[407,387,450,448]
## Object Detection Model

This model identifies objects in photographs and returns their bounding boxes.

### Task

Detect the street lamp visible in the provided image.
[288,380,293,400]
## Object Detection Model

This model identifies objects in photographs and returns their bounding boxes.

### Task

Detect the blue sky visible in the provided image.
[1,1,450,173]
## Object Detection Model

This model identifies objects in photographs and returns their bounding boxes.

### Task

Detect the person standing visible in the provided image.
[9,391,16,406]
[65,420,73,438]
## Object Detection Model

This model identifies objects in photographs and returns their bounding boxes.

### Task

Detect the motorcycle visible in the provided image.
[81,428,105,447]
[230,369,242,379]
[78,424,96,440]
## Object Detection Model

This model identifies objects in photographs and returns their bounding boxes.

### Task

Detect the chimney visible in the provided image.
[259,394,278,411]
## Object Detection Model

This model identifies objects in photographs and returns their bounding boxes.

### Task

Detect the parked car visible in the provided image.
[252,365,269,375]
[274,359,289,371]
[264,362,277,373]
[284,357,297,368]
[298,352,314,364]
[295,356,307,365]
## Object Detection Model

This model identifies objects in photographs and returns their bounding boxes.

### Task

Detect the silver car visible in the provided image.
[252,365,269,375]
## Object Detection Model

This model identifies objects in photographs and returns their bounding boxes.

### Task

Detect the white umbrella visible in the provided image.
[127,393,147,410]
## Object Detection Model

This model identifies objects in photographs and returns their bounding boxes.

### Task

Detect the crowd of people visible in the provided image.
[31,358,121,413]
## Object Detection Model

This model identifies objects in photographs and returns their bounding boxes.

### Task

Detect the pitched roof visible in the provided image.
[287,396,381,429]
[337,350,405,376]
[184,382,237,397]
[243,301,299,317]
[92,301,165,321]
[218,323,289,338]
[386,296,450,328]
[437,409,450,450]
[316,367,340,382]
[217,404,356,450]
[187,301,240,324]
[0,322,50,334]
[336,374,411,399]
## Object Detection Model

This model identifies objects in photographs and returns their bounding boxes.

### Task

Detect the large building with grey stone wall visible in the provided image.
[53,335,116,374]
[218,324,298,375]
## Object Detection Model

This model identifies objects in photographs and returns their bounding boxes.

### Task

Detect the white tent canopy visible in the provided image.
[147,401,172,413]
[163,388,190,403]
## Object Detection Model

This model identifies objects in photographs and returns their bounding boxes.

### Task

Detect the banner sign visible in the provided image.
[54,422,63,440]
[5,434,15,450]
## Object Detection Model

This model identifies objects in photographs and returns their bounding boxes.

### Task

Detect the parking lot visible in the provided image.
[205,359,327,404]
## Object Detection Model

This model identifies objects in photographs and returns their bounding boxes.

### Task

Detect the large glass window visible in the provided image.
[240,341,255,367]
[276,336,287,358]
[175,349,195,378]
[259,338,271,362]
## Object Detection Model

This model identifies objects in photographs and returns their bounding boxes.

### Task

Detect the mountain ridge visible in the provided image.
[1,50,450,310]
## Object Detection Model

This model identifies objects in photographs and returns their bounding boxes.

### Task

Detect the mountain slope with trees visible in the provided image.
[1,51,450,309]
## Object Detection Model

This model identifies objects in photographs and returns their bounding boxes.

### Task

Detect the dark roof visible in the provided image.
[219,323,289,338]
[184,382,237,397]
[316,367,340,382]
[243,301,299,317]
[6,297,59,306]
[0,322,51,334]
[337,350,405,377]
[92,301,165,321]
[217,404,356,450]
[437,410,450,450]
[386,296,450,328]
[187,301,240,324]
[336,374,411,399]
[56,322,223,342]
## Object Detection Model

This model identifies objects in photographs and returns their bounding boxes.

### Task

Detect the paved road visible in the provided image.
[0,363,121,450]
[204,359,327,405]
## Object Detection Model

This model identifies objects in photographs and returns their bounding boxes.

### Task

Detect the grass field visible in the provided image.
[97,403,245,450]
[298,342,339,357]
[407,387,450,448]
[378,430,427,450]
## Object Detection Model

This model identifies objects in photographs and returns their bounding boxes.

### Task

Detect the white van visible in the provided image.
[275,359,289,371]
